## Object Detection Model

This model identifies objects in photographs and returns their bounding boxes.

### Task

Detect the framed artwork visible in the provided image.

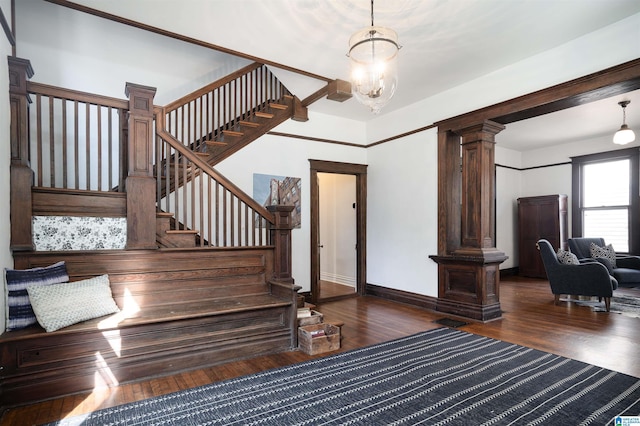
[253,173,301,229]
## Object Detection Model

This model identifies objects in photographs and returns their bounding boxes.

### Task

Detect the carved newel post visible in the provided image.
[267,205,295,284]
[430,120,508,321]
[8,57,35,252]
[124,83,157,249]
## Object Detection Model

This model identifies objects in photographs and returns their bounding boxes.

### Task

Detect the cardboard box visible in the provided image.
[298,323,340,355]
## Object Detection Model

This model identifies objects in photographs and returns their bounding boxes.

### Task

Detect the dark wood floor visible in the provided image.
[2,275,639,425]
[318,280,356,299]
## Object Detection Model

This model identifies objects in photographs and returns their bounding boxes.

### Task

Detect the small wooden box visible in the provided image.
[298,323,341,355]
[298,310,323,326]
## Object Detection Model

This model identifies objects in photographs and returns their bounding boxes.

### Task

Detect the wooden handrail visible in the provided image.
[27,81,129,109]
[164,62,262,112]
[27,81,128,192]
[155,111,275,224]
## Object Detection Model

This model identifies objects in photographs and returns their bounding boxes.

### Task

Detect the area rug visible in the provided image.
[49,328,640,425]
[575,295,640,318]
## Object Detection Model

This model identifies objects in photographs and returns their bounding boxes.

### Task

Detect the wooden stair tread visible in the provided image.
[206,140,228,147]
[0,294,291,340]
[166,229,199,235]
[269,103,288,110]
[222,130,243,137]
[239,120,260,128]
[255,111,274,119]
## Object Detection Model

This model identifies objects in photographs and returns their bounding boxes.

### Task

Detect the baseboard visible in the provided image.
[500,267,519,278]
[365,283,438,311]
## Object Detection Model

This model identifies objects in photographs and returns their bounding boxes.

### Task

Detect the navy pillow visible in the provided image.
[5,261,69,331]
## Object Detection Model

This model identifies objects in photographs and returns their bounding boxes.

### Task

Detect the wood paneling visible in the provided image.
[1,248,298,410]
[32,187,127,217]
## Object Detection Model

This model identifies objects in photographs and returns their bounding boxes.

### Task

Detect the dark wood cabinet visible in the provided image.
[518,194,568,278]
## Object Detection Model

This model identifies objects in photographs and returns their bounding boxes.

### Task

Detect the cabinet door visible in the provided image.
[537,199,560,249]
[519,202,543,277]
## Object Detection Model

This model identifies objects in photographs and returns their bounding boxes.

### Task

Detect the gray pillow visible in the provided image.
[27,274,120,332]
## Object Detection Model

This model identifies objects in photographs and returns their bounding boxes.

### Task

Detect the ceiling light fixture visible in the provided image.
[613,100,635,145]
[347,0,401,114]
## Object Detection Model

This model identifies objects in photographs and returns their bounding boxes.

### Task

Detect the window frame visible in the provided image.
[571,147,640,254]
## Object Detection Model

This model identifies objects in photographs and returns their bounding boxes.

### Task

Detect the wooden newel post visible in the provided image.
[267,205,295,284]
[124,83,157,250]
[8,57,35,252]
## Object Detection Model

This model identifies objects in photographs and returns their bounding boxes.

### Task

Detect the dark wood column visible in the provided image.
[267,205,295,284]
[430,120,507,321]
[124,83,157,250]
[8,57,35,252]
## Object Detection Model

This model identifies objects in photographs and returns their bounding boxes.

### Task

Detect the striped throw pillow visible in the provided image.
[5,261,69,331]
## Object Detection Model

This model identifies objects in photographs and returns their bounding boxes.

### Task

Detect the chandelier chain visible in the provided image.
[370,0,374,26]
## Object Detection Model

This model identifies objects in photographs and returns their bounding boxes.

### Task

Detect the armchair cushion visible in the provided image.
[590,243,617,268]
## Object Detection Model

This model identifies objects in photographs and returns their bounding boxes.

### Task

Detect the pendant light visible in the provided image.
[348,0,401,114]
[613,100,635,145]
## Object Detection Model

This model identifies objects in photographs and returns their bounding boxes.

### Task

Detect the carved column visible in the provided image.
[430,120,507,321]
[124,83,157,250]
[267,205,295,284]
[8,57,34,252]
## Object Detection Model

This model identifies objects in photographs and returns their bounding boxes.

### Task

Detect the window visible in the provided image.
[572,148,639,254]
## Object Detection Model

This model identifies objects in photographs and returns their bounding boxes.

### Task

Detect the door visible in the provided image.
[310,160,367,304]
[318,173,357,299]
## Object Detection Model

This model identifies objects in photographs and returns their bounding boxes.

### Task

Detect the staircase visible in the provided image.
[149,63,302,248]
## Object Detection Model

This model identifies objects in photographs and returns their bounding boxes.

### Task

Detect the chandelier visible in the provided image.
[348,0,401,114]
[613,100,636,145]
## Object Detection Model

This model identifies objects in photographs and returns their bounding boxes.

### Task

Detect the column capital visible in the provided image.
[454,120,505,144]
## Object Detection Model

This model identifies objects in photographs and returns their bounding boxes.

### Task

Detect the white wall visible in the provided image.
[216,125,366,292]
[1,0,14,334]
[495,146,522,269]
[366,128,439,294]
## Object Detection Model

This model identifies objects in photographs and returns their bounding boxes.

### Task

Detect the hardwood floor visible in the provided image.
[318,280,356,299]
[2,275,639,425]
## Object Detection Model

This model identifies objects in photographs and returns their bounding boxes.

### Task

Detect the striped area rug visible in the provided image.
[52,328,640,425]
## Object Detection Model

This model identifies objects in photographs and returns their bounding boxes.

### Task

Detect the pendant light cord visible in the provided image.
[371,0,375,26]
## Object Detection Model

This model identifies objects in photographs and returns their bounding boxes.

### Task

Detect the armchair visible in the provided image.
[568,237,640,287]
[537,239,617,311]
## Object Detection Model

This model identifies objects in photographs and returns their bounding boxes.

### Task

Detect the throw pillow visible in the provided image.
[557,249,579,265]
[27,274,120,332]
[590,242,617,268]
[5,261,69,331]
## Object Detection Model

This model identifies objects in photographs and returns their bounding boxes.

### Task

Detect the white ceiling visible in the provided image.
[69,0,640,150]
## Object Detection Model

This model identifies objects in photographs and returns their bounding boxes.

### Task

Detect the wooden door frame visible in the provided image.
[309,160,367,304]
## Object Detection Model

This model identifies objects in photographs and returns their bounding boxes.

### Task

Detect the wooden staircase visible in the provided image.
[151,63,302,249]
[199,98,294,166]
[4,58,300,409]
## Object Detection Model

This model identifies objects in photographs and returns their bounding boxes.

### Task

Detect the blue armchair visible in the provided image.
[537,239,618,311]
[568,237,640,287]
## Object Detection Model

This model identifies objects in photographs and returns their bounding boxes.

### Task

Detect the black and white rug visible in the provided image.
[49,328,640,425]
[575,295,640,317]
